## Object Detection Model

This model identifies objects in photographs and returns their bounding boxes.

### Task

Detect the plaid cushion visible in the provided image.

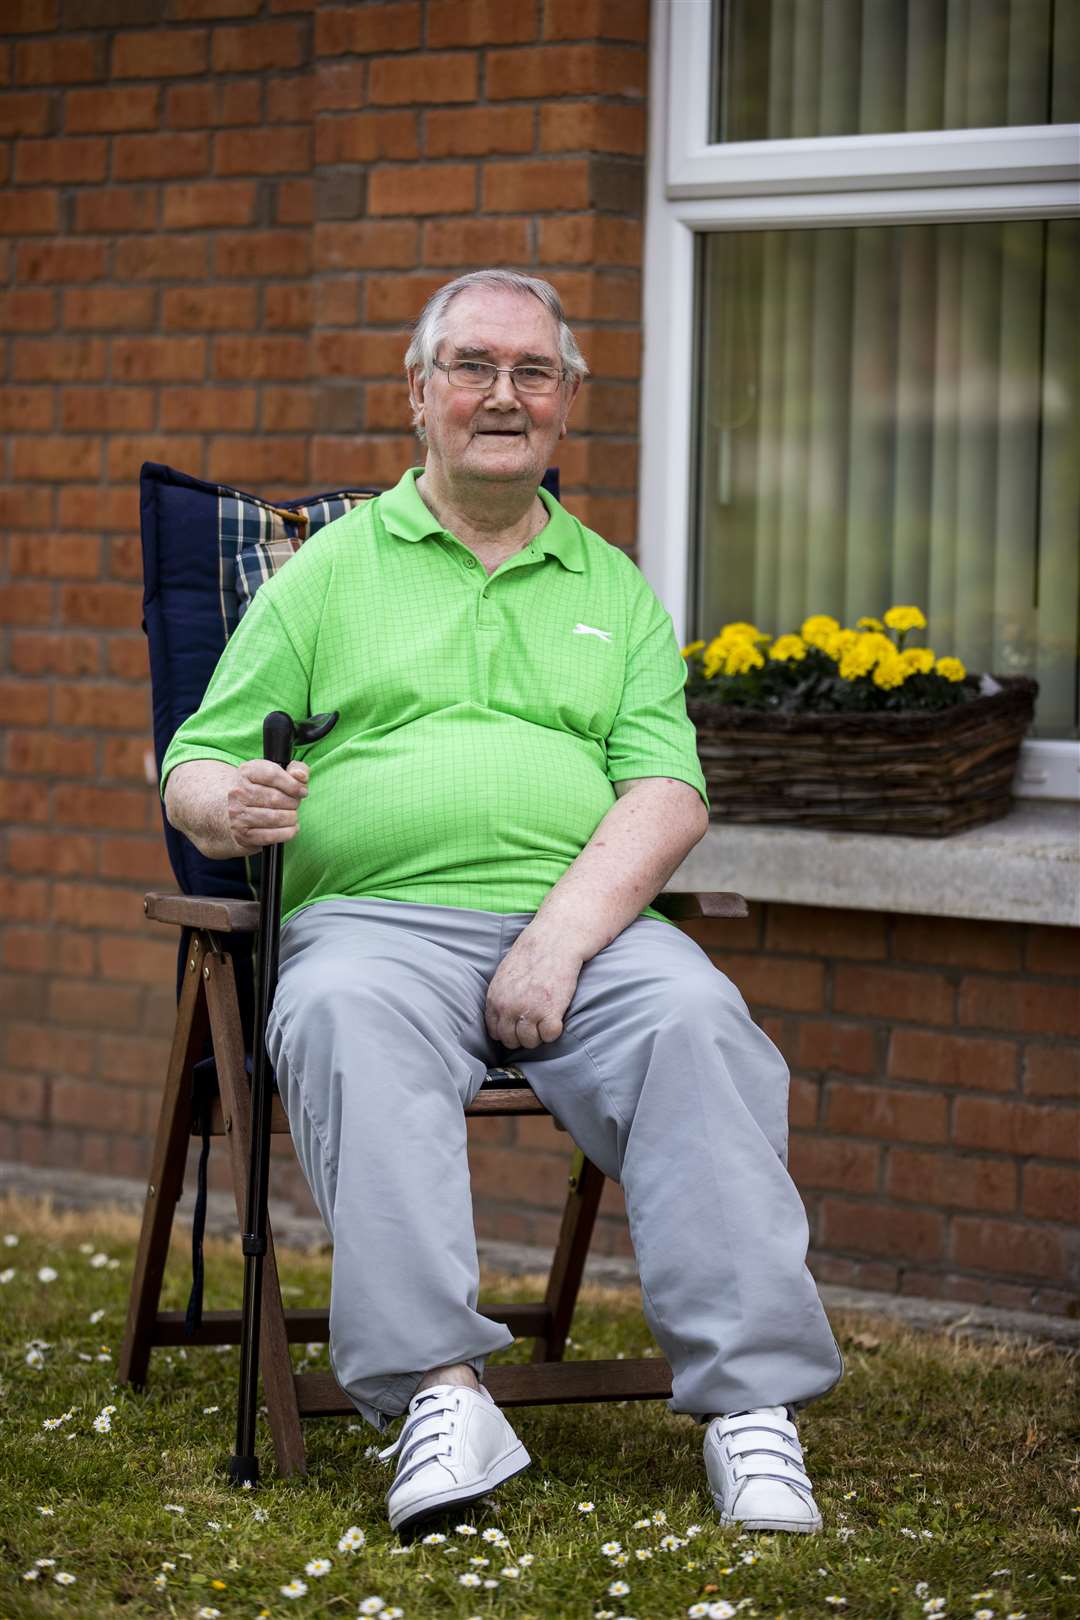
[229,490,375,628]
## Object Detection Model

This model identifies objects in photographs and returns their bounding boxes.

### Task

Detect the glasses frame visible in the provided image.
[431,357,567,395]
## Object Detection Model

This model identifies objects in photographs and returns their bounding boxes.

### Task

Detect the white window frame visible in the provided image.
[640,0,1080,799]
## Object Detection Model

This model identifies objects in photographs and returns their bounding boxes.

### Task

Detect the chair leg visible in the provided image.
[531,1147,606,1363]
[204,949,307,1479]
[119,932,212,1390]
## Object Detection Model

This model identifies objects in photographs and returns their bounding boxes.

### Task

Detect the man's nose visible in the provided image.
[486,369,520,407]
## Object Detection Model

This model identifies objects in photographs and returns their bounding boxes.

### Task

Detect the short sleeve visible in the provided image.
[606,587,709,809]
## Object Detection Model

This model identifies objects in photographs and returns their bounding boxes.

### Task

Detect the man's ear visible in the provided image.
[407,366,425,421]
[559,375,582,438]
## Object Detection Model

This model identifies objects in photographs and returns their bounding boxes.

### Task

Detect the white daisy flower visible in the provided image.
[482,1579,499,1588]
[384,1611,404,1619]
[206,1520,221,1532]
[923,1601,947,1614]
[337,1525,365,1550]
[160,1562,175,1571]
[971,1595,995,1604]
[23,1569,41,1582]
[3,1232,18,1245]
[467,1556,489,1567]
[107,1258,119,1268]
[280,1579,308,1598]
[602,1542,622,1556]
[610,1551,629,1566]
[634,1548,653,1560]
[915,1583,930,1598]
[93,1414,111,1433]
[37,1266,58,1283]
[456,1523,478,1535]
[54,1572,77,1585]
[651,1510,668,1525]
[707,1604,736,1620]
[577,1500,596,1513]
[0,1267,14,1283]
[196,1609,221,1619]
[89,1308,105,1324]
[632,1518,651,1530]
[253,1506,269,1523]
[42,1416,64,1430]
[163,1503,185,1514]
[974,1612,994,1620]
[37,1505,55,1515]
[825,1600,848,1608]
[517,1553,535,1566]
[203,1405,220,1415]
[1006,1612,1027,1618]
[481,1527,507,1544]
[305,1557,331,1576]
[843,1490,857,1499]
[152,1574,167,1589]
[459,1572,482,1587]
[421,1532,447,1545]
[36,1559,57,1568]
[659,1534,682,1550]
[608,1580,631,1596]
[685,1524,703,1537]
[89,1252,109,1268]
[501,1565,520,1578]
[26,1347,45,1368]
[358,1600,386,1615]
[689,1606,711,1619]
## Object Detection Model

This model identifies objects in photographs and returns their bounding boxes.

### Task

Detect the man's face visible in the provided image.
[409,287,579,490]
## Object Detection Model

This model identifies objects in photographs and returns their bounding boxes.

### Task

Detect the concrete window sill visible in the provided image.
[671,801,1080,927]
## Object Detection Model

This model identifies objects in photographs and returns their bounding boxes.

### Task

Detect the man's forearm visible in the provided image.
[529,778,709,962]
[164,759,246,860]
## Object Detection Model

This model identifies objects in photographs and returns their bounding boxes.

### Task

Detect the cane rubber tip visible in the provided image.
[227,1454,259,1488]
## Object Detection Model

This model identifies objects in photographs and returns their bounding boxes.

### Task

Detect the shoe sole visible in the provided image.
[389,1441,532,1535]
[714,1501,822,1534]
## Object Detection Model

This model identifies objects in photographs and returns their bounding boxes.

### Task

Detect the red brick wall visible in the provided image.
[2,2,1078,1314]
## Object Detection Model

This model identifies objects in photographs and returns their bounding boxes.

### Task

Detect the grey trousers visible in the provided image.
[266,898,843,1430]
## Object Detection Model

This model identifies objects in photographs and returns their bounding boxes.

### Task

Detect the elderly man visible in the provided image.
[162,269,842,1535]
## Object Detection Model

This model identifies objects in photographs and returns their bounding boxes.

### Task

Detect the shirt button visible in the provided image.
[464,556,476,568]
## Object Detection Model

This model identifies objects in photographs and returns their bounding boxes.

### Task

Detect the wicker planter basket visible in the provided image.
[687,675,1038,836]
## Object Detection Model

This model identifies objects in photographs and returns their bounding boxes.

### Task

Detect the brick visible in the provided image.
[65,84,159,132]
[887,1028,1018,1093]
[58,582,142,629]
[540,100,646,154]
[112,28,208,77]
[8,829,96,876]
[1025,924,1080,977]
[98,1031,169,1084]
[168,0,263,15]
[310,434,413,487]
[10,630,99,674]
[60,385,153,432]
[12,436,101,482]
[483,157,589,213]
[98,927,175,980]
[52,1075,144,1127]
[370,52,477,106]
[0,876,50,923]
[12,337,107,384]
[425,105,534,159]
[429,0,534,45]
[96,835,171,884]
[951,1216,1066,1280]
[74,186,158,233]
[1023,1045,1080,1100]
[0,677,50,724]
[273,177,311,224]
[796,1020,878,1076]
[114,130,209,180]
[52,680,149,730]
[312,329,403,379]
[0,1069,47,1123]
[762,906,885,960]
[561,491,635,544]
[160,384,256,430]
[953,1096,1080,1160]
[5,1020,93,1075]
[1023,1163,1080,1222]
[0,288,55,330]
[63,0,163,20]
[314,218,417,271]
[15,37,103,84]
[214,228,310,278]
[369,162,475,216]
[825,1081,948,1144]
[263,71,310,124]
[0,187,60,234]
[584,438,637,488]
[162,284,257,332]
[106,433,201,483]
[0,778,51,823]
[52,880,146,930]
[891,916,1022,973]
[886,1147,1017,1212]
[365,271,447,325]
[63,287,156,330]
[115,235,209,281]
[958,976,1080,1039]
[211,20,304,70]
[58,484,138,530]
[538,213,641,265]
[487,43,646,100]
[6,1,59,33]
[789,1135,879,1193]
[421,215,529,267]
[313,278,359,326]
[704,951,825,1013]
[102,736,155,782]
[261,386,315,432]
[105,623,148,665]
[166,77,263,128]
[313,59,363,109]
[0,90,52,135]
[161,179,255,229]
[7,731,94,778]
[315,108,418,165]
[0,385,53,431]
[834,964,955,1026]
[582,325,641,379]
[214,126,310,175]
[10,533,100,576]
[544,0,649,39]
[363,380,410,432]
[213,334,308,380]
[206,435,309,484]
[112,335,205,380]
[319,2,420,54]
[264,283,311,329]
[573,379,637,433]
[17,240,107,283]
[819,1197,945,1262]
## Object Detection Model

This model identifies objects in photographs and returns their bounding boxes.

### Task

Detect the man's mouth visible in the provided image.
[475,427,526,436]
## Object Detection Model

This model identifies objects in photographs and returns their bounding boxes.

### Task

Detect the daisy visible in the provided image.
[685,1524,703,1537]
[651,1510,668,1525]
[459,1573,482,1587]
[206,1521,222,1533]
[481,1527,507,1544]
[634,1548,653,1560]
[501,1566,520,1578]
[280,1579,308,1598]
[421,1532,447,1545]
[152,1574,167,1589]
[196,1609,221,1619]
[602,1542,623,1556]
[37,1266,58,1283]
[23,1569,41,1582]
[358,1601,386,1615]
[659,1535,682,1550]
[482,1579,499,1588]
[42,1416,64,1430]
[915,1583,930,1598]
[54,1572,77,1585]
[632,1518,651,1530]
[26,1346,45,1368]
[338,1525,365,1550]
[163,1503,185,1515]
[517,1553,535,1566]
[608,1580,631,1596]
[383,1611,404,1619]
[467,1556,489,1567]
[4,1232,18,1245]
[90,1252,109,1268]
[456,1523,478,1536]
[36,1559,56,1568]
[974,1611,995,1619]
[305,1557,332,1576]
[825,1600,848,1608]
[89,1308,105,1324]
[0,1268,14,1283]
[923,1602,947,1614]
[253,1506,269,1523]
[160,1562,175,1572]
[578,1501,596,1514]
[37,1505,55,1515]
[689,1607,711,1618]
[203,1405,220,1415]
[610,1552,630,1566]
[707,1605,736,1620]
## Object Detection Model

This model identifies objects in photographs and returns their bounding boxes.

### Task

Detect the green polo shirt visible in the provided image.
[162,468,708,923]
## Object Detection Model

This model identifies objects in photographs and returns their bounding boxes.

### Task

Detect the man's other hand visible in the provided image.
[226,759,309,853]
[485,926,583,1049]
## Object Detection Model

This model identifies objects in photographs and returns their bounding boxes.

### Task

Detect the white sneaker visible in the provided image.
[379,1383,531,1534]
[704,1406,823,1533]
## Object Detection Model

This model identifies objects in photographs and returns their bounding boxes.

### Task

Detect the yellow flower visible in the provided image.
[801,614,841,648]
[856,616,885,632]
[769,634,808,662]
[837,638,880,681]
[872,652,908,689]
[723,641,766,676]
[900,647,935,675]
[820,627,859,661]
[883,605,928,633]
[935,656,966,682]
[681,640,705,658]
[718,621,764,643]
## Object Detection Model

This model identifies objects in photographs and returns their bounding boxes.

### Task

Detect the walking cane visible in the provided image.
[228,707,337,1488]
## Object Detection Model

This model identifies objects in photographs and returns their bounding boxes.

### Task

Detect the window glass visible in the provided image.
[694,219,1080,738]
[712,0,1079,142]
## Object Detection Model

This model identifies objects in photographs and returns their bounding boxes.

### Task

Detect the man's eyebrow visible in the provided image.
[451,343,557,365]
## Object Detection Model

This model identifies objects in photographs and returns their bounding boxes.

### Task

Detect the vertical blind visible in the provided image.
[713,0,1079,141]
[695,219,1080,737]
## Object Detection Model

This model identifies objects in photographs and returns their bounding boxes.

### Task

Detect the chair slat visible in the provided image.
[293,1356,673,1416]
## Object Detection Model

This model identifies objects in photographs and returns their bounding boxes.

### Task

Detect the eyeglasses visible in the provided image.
[432,358,565,395]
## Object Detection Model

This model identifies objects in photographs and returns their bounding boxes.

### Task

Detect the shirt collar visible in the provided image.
[378,467,584,573]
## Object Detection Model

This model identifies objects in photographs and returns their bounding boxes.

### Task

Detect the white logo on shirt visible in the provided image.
[573,623,613,641]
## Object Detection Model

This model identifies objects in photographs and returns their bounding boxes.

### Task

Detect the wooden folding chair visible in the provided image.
[118,462,747,1475]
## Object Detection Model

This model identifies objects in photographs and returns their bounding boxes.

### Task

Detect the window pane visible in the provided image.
[712,0,1079,142]
[693,220,1080,738]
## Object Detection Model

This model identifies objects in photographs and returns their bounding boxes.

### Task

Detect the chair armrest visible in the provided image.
[653,891,749,921]
[143,892,260,932]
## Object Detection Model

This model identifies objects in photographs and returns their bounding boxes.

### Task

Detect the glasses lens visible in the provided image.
[512,366,560,394]
[448,361,496,388]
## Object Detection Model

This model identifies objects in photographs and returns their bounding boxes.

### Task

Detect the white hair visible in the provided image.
[404,269,589,440]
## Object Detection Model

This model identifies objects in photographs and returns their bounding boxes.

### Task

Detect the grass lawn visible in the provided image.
[0,1194,1076,1620]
